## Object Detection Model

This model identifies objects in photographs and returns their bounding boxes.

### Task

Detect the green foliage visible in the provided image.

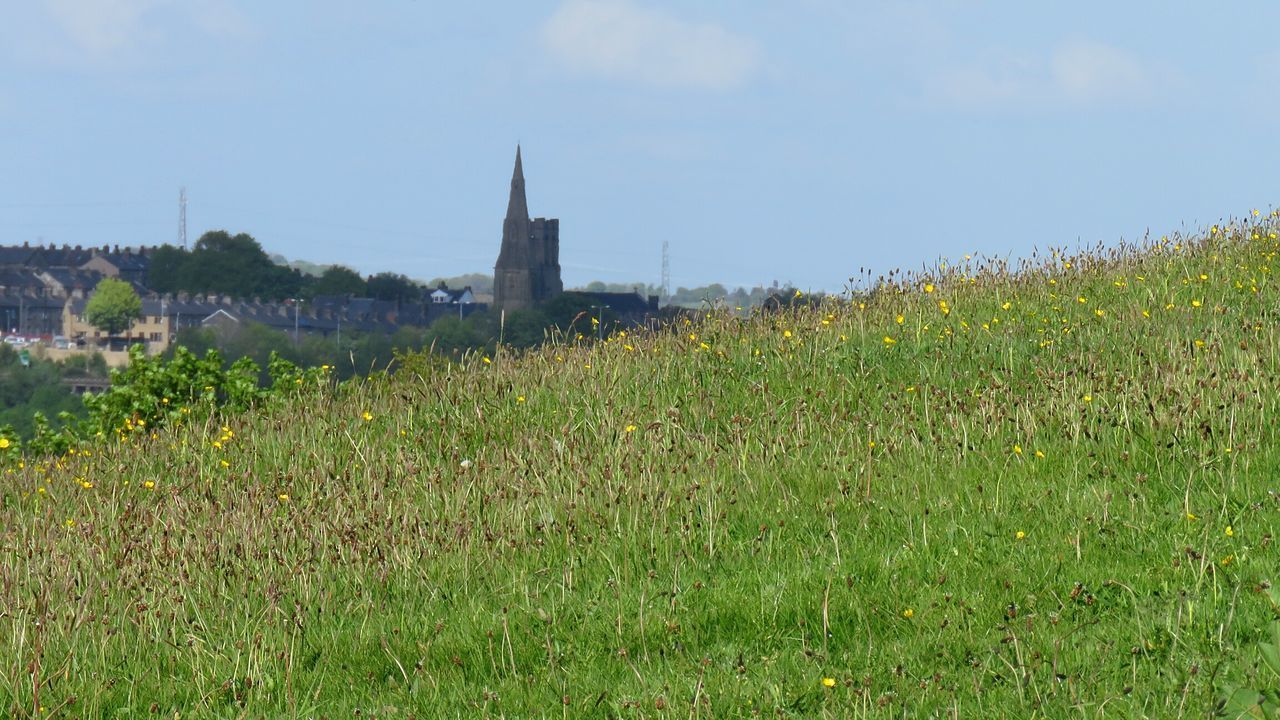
[83,277,143,335]
[0,345,90,438]
[1221,618,1280,718]
[366,272,422,302]
[310,265,367,298]
[80,344,322,437]
[145,233,308,302]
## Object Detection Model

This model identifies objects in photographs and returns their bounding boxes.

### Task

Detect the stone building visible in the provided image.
[493,146,562,311]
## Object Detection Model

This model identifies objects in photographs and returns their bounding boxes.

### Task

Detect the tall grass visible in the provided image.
[2,214,1279,718]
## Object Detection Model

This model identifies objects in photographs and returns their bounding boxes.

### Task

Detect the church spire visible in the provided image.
[505,145,528,222]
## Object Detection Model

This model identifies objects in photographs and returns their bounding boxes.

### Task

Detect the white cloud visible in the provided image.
[932,39,1156,109]
[35,0,250,59]
[43,0,164,54]
[1050,40,1149,103]
[541,0,760,91]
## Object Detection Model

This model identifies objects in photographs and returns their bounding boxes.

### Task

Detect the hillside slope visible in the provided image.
[3,216,1280,718]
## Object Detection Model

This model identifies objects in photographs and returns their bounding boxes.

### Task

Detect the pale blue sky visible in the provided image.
[2,2,1278,291]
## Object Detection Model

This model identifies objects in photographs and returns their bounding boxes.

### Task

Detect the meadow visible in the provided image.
[2,214,1279,718]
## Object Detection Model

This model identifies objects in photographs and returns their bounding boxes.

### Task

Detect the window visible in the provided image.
[149,332,162,341]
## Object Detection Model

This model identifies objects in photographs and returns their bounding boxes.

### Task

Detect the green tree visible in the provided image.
[367,272,421,302]
[84,278,143,336]
[145,244,191,294]
[310,266,367,298]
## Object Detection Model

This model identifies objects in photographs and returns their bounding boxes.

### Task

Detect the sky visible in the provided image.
[2,2,1279,292]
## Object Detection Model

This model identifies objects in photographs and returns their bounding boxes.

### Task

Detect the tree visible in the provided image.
[84,278,143,336]
[310,266,367,298]
[367,272,421,302]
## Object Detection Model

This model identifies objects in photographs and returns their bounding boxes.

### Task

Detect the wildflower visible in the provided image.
[1013,445,1022,455]
[212,441,222,449]
[1186,511,1197,521]
[938,300,950,315]
[362,411,373,422]
[794,289,803,298]
[1034,450,1045,459]
[1225,525,1234,537]
[517,395,526,403]
[1015,531,1026,540]
[65,519,75,528]
[144,481,155,490]
[482,356,492,364]
[278,494,289,502]
[1221,554,1235,567]
[220,460,229,468]
[1001,302,1011,311]
[895,314,904,325]
[1077,296,1087,304]
[0,438,9,449]
[1094,309,1105,318]
[902,608,914,619]
[783,330,792,339]
[1191,299,1202,308]
[1083,394,1093,403]
[822,678,836,688]
[79,480,93,489]
[882,336,897,346]
[924,283,935,294]
[625,425,637,433]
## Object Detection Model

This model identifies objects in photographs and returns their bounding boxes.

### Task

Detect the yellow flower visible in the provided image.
[895,314,904,325]
[1221,554,1235,567]
[1191,299,1202,308]
[783,329,792,338]
[1083,394,1093,403]
[278,494,289,502]
[1186,511,1197,521]
[1094,309,1105,318]
[1013,445,1022,455]
[924,283,935,294]
[1225,525,1234,537]
[362,411,373,422]
[882,336,897,346]
[516,395,526,403]
[0,438,9,449]
[482,356,492,364]
[938,300,950,315]
[902,608,914,619]
[143,481,155,490]
[1015,531,1026,540]
[625,425,637,433]
[1034,450,1045,459]
[822,678,836,688]
[1001,302,1012,311]
[64,519,76,528]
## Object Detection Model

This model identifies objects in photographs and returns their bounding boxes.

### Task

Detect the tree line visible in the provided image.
[146,231,422,302]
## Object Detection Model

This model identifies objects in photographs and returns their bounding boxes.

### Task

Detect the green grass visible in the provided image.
[3,217,1280,718]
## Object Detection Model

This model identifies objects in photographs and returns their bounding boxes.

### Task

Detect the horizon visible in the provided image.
[3,3,1279,292]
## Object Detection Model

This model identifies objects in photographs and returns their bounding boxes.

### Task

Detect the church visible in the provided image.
[493,146,563,311]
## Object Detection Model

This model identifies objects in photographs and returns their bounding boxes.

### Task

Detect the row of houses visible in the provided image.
[53,288,483,354]
[0,242,487,354]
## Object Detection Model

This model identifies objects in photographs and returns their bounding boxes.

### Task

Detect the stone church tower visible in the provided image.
[494,146,562,311]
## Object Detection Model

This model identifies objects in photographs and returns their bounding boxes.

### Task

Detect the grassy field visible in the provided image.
[3,215,1280,718]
